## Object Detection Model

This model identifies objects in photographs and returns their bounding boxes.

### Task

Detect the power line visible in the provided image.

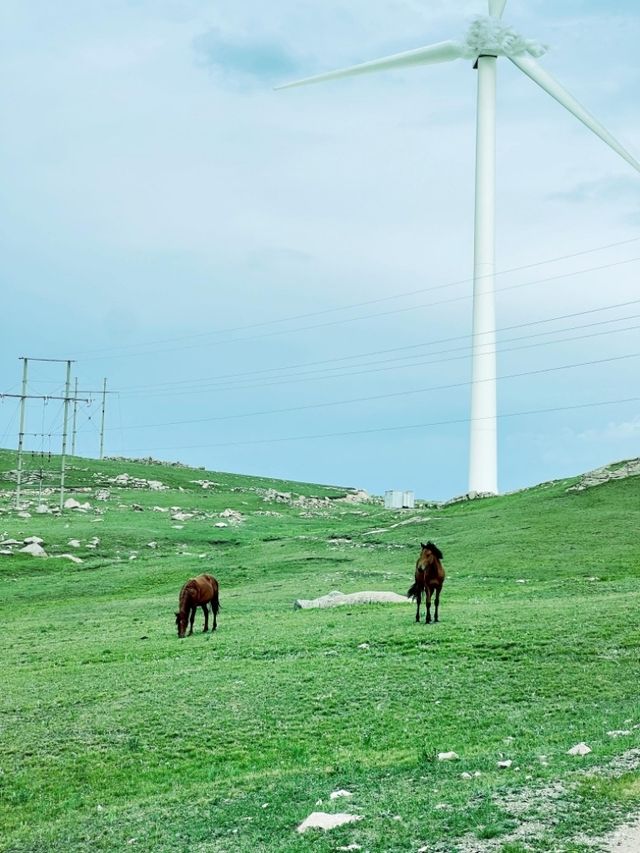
[120,313,640,399]
[75,246,640,361]
[118,394,640,453]
[96,350,640,433]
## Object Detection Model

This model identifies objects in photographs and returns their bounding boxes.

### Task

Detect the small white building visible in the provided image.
[384,489,415,509]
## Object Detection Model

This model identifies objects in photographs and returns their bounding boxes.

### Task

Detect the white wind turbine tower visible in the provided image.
[278,0,640,495]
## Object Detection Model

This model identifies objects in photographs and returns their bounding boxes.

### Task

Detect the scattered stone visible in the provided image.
[147,542,158,549]
[214,522,228,528]
[152,506,168,513]
[607,730,631,738]
[567,458,640,493]
[35,505,50,514]
[567,742,592,756]
[219,508,244,523]
[297,812,362,833]
[172,525,184,530]
[132,504,144,512]
[498,759,513,769]
[337,845,362,851]
[64,498,82,510]
[17,511,31,518]
[0,539,20,546]
[68,539,81,548]
[171,512,193,522]
[56,554,84,564]
[19,543,47,557]
[95,489,111,501]
[330,790,353,800]
[294,590,409,610]
[357,643,370,650]
[0,549,12,555]
[438,752,459,762]
[23,536,44,545]
[461,772,473,779]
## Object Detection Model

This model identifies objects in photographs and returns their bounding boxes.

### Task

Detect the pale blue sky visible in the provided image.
[1,0,639,499]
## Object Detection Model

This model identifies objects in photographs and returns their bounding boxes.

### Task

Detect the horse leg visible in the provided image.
[188,605,196,636]
[415,587,421,622]
[202,604,209,632]
[425,588,432,624]
[434,587,441,623]
[211,593,218,631]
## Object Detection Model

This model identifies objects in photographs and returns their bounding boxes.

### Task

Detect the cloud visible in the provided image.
[547,175,640,225]
[193,27,299,83]
[576,416,640,443]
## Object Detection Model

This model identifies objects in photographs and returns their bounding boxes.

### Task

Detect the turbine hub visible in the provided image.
[462,16,547,59]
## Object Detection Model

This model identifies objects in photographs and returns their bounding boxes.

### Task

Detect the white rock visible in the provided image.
[68,539,81,548]
[357,643,370,650]
[214,522,228,528]
[567,742,592,756]
[17,511,31,518]
[438,752,459,761]
[498,760,513,769]
[19,543,47,557]
[56,554,84,564]
[171,512,193,522]
[35,505,50,514]
[23,536,44,545]
[461,772,473,779]
[64,498,81,510]
[330,790,353,800]
[337,845,362,851]
[172,525,184,530]
[0,549,13,555]
[297,812,362,833]
[295,590,409,609]
[0,539,20,546]
[147,542,158,549]
[607,730,631,737]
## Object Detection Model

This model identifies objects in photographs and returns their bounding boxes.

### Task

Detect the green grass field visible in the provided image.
[1,450,639,852]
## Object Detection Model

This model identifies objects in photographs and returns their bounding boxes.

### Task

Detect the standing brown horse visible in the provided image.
[175,573,220,638]
[407,542,445,624]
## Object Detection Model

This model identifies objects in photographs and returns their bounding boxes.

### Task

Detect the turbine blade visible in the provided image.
[511,54,640,173]
[488,0,508,18]
[276,40,463,90]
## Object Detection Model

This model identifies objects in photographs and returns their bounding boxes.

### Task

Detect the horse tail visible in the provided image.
[211,589,221,616]
[407,582,419,600]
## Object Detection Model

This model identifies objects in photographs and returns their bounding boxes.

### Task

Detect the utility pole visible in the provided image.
[6,357,87,511]
[15,357,29,509]
[99,378,107,459]
[71,376,79,456]
[59,360,72,511]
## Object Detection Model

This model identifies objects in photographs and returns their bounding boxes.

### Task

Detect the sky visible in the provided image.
[1,0,639,500]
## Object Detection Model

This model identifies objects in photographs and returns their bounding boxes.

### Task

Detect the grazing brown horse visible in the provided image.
[175,573,220,638]
[407,542,445,624]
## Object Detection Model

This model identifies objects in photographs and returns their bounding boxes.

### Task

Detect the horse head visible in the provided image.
[175,611,188,639]
[421,541,443,560]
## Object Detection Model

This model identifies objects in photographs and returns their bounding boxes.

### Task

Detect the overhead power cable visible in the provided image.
[98,350,640,433]
[75,241,640,361]
[119,311,640,399]
[118,394,640,453]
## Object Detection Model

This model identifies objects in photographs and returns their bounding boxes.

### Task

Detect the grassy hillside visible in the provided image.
[1,449,639,852]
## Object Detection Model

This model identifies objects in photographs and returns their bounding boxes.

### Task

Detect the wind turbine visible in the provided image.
[278,0,640,495]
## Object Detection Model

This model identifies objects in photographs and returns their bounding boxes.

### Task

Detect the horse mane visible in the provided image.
[423,541,443,561]
[178,580,194,614]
